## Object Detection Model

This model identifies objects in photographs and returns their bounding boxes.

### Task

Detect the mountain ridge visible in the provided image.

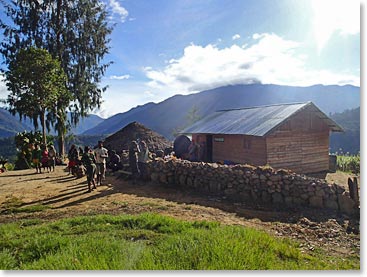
[83,83,360,140]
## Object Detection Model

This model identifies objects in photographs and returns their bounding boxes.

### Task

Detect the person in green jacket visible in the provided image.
[81,146,97,192]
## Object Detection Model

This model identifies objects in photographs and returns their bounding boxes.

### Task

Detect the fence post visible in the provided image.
[348,177,360,208]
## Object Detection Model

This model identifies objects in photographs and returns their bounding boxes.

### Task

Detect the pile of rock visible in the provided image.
[147,158,358,215]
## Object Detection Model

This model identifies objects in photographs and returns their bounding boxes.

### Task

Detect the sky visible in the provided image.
[0,0,362,118]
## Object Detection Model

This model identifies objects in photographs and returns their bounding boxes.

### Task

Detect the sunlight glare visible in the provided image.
[311,0,359,52]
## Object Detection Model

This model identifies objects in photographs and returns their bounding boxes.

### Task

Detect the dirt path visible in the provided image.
[0,166,360,258]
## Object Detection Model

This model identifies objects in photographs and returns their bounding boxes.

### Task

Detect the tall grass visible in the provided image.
[0,213,359,270]
[336,154,360,174]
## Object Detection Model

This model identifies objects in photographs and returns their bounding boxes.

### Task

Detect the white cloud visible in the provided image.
[144,33,359,94]
[110,74,131,80]
[232,34,241,40]
[144,90,155,97]
[252,33,266,40]
[311,0,360,51]
[108,0,129,23]
[0,75,9,103]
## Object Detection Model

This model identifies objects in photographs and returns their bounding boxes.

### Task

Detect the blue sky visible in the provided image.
[0,0,361,118]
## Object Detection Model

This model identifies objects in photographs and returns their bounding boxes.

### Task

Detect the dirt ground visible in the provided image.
[0,166,360,259]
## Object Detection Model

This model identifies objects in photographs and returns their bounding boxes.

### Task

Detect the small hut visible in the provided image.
[103,121,172,153]
[181,102,343,174]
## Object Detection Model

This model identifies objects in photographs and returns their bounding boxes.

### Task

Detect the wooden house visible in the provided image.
[181,102,343,174]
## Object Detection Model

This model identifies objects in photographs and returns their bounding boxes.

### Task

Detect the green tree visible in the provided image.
[5,47,70,145]
[0,0,113,156]
[13,130,53,170]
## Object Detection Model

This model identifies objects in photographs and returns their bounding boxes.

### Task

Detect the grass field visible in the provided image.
[0,213,359,270]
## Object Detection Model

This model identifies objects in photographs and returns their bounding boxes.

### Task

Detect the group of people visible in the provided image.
[128,139,150,184]
[66,139,151,192]
[30,136,203,192]
[29,137,156,192]
[68,140,109,192]
[31,143,57,174]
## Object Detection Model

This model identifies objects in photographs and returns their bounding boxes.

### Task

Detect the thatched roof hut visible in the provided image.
[103,121,172,153]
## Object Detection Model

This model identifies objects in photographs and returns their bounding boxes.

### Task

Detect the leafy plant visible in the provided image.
[13,131,54,170]
[336,154,360,174]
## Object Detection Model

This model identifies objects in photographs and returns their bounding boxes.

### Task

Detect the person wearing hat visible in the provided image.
[94,140,108,185]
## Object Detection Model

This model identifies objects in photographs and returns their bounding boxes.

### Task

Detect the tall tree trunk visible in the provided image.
[55,0,66,158]
[58,126,65,157]
[40,110,47,146]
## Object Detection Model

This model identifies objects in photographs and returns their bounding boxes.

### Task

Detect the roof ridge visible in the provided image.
[216,101,311,112]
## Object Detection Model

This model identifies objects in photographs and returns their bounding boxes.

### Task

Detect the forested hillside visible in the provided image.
[330,107,360,154]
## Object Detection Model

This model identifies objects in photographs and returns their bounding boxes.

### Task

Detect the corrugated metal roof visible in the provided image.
[181,102,343,136]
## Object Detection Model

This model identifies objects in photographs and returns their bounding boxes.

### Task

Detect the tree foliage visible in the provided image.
[0,0,113,155]
[5,47,70,145]
[13,130,53,170]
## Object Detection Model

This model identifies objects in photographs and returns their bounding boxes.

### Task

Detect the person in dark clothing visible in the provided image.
[48,144,57,172]
[108,150,121,172]
[68,144,79,175]
[81,146,97,192]
[32,144,42,174]
[129,140,140,183]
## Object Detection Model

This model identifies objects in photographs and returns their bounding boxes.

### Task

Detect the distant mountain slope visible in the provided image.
[0,108,104,137]
[88,102,156,135]
[83,84,360,140]
[0,108,32,137]
[69,114,104,134]
[330,107,360,154]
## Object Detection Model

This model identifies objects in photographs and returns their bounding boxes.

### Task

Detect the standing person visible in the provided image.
[81,146,97,192]
[48,144,57,172]
[67,144,79,175]
[137,140,150,180]
[32,144,42,174]
[129,140,140,184]
[94,140,108,185]
[41,144,50,173]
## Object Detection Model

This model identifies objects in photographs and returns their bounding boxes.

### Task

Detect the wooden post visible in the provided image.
[353,177,360,207]
[348,177,360,208]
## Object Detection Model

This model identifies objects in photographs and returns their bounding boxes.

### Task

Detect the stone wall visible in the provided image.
[147,158,358,215]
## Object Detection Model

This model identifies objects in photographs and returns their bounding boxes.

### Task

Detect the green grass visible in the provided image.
[336,154,360,174]
[0,213,359,270]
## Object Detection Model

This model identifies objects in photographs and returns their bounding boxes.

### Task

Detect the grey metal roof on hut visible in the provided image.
[181,102,343,136]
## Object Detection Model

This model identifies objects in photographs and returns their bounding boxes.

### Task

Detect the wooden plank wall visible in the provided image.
[266,131,329,173]
[266,108,330,173]
[212,134,267,165]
